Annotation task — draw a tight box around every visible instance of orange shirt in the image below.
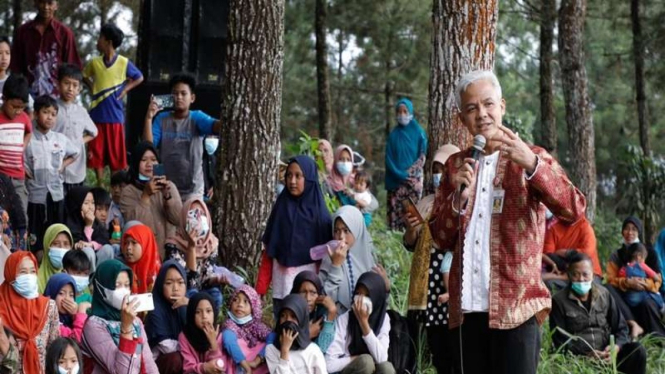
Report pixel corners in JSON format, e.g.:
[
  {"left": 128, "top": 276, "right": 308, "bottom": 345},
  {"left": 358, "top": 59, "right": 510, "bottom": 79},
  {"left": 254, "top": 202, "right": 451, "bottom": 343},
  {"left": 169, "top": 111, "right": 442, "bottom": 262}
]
[{"left": 543, "top": 217, "right": 602, "bottom": 276}]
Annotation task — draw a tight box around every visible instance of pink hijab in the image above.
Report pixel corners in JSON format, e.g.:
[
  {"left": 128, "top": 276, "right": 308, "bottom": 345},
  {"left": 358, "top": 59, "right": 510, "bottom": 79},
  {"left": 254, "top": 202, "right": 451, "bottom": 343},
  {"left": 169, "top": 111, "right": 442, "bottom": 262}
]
[
  {"left": 326, "top": 144, "right": 355, "bottom": 192},
  {"left": 166, "top": 198, "right": 219, "bottom": 259}
]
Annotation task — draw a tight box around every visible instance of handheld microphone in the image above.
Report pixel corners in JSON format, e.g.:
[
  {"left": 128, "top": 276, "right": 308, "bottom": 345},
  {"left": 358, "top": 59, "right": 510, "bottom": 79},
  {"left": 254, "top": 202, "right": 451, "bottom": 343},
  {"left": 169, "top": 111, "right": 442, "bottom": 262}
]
[{"left": 460, "top": 135, "right": 486, "bottom": 193}]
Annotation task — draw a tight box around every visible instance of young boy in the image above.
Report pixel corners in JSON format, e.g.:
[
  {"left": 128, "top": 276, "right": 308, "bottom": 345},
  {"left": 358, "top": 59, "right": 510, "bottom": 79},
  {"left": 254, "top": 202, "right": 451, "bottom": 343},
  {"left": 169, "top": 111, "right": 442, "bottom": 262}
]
[
  {"left": 54, "top": 64, "right": 98, "bottom": 193},
  {"left": 90, "top": 186, "right": 122, "bottom": 256},
  {"left": 0, "top": 74, "right": 33, "bottom": 222},
  {"left": 144, "top": 73, "right": 222, "bottom": 200},
  {"left": 0, "top": 36, "right": 35, "bottom": 114},
  {"left": 11, "top": 0, "right": 82, "bottom": 97},
  {"left": 25, "top": 95, "right": 79, "bottom": 254},
  {"left": 108, "top": 170, "right": 126, "bottom": 228},
  {"left": 83, "top": 23, "right": 144, "bottom": 185},
  {"left": 62, "top": 249, "right": 93, "bottom": 303}
]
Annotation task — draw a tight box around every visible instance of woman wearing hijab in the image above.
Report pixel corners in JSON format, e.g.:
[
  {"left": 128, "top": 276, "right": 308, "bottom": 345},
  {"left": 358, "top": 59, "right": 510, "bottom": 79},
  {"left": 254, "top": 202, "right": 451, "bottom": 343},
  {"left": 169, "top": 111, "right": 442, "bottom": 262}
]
[
  {"left": 121, "top": 224, "right": 162, "bottom": 294},
  {"left": 0, "top": 251, "right": 60, "bottom": 373},
  {"left": 606, "top": 216, "right": 665, "bottom": 338},
  {"left": 325, "top": 272, "right": 393, "bottom": 374},
  {"left": 256, "top": 155, "right": 333, "bottom": 316},
  {"left": 317, "top": 139, "right": 334, "bottom": 176},
  {"left": 37, "top": 224, "right": 74, "bottom": 293},
  {"left": 289, "top": 271, "right": 337, "bottom": 354},
  {"left": 120, "top": 141, "right": 182, "bottom": 257},
  {"left": 43, "top": 273, "right": 89, "bottom": 343},
  {"left": 166, "top": 198, "right": 223, "bottom": 310},
  {"left": 385, "top": 97, "right": 428, "bottom": 231},
  {"left": 319, "top": 205, "right": 379, "bottom": 315},
  {"left": 81, "top": 259, "right": 158, "bottom": 373},
  {"left": 654, "top": 228, "right": 665, "bottom": 294},
  {"left": 265, "top": 294, "right": 327, "bottom": 373},
  {"left": 403, "top": 144, "right": 459, "bottom": 374},
  {"left": 145, "top": 260, "right": 188, "bottom": 374},
  {"left": 324, "top": 145, "right": 379, "bottom": 215},
  {"left": 179, "top": 292, "right": 226, "bottom": 374}
]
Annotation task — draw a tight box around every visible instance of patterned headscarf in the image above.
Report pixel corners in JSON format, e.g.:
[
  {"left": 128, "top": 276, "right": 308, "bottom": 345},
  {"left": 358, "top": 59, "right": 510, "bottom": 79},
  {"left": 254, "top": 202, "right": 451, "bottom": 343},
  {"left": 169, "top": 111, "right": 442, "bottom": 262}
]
[
  {"left": 165, "top": 198, "right": 219, "bottom": 259},
  {"left": 222, "top": 285, "right": 272, "bottom": 348}
]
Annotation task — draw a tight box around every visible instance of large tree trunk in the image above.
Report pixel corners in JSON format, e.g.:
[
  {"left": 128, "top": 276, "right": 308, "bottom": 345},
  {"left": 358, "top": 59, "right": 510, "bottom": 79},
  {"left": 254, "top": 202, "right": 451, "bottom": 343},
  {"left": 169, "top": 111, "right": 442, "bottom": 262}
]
[
  {"left": 216, "top": 0, "right": 284, "bottom": 272},
  {"left": 539, "top": 0, "right": 557, "bottom": 154},
  {"left": 559, "top": 0, "right": 596, "bottom": 222},
  {"left": 631, "top": 0, "right": 650, "bottom": 156},
  {"left": 12, "top": 0, "right": 22, "bottom": 33},
  {"left": 315, "top": 0, "right": 333, "bottom": 140},
  {"left": 426, "top": 0, "right": 498, "bottom": 193}
]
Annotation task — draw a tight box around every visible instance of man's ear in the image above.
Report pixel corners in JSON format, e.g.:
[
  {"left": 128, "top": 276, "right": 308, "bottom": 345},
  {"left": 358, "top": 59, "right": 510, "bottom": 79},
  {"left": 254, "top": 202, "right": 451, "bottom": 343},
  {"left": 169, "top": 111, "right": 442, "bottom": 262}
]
[{"left": 191, "top": 93, "right": 196, "bottom": 104}]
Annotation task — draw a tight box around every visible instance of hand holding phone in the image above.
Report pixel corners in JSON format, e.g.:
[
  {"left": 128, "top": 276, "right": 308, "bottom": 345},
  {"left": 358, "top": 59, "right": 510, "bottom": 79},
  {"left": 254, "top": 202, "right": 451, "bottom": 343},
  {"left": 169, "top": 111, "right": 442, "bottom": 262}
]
[
  {"left": 153, "top": 94, "right": 175, "bottom": 111},
  {"left": 401, "top": 197, "right": 424, "bottom": 224},
  {"left": 130, "top": 293, "right": 155, "bottom": 313}
]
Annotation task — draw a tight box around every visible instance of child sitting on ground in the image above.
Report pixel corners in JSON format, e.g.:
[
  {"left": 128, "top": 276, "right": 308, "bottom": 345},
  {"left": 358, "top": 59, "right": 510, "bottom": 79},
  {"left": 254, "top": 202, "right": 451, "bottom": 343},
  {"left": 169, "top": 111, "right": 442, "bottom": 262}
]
[
  {"left": 62, "top": 249, "right": 93, "bottom": 303},
  {"left": 43, "top": 273, "right": 90, "bottom": 343},
  {"left": 619, "top": 243, "right": 664, "bottom": 308}
]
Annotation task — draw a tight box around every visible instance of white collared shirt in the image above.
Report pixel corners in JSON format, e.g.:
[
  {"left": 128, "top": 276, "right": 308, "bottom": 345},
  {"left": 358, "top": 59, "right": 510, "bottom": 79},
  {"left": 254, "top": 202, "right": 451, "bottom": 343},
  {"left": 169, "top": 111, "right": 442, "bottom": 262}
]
[{"left": 461, "top": 151, "right": 499, "bottom": 312}]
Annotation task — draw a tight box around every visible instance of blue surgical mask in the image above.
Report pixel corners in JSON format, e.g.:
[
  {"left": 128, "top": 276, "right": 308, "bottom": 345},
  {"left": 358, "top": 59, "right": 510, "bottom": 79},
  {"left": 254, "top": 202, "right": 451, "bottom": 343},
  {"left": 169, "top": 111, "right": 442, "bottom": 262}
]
[
  {"left": 545, "top": 209, "right": 554, "bottom": 220},
  {"left": 72, "top": 275, "right": 89, "bottom": 294},
  {"left": 58, "top": 363, "right": 79, "bottom": 374},
  {"left": 397, "top": 114, "right": 412, "bottom": 126},
  {"left": 336, "top": 161, "right": 353, "bottom": 176},
  {"left": 571, "top": 281, "right": 592, "bottom": 296},
  {"left": 433, "top": 173, "right": 442, "bottom": 188},
  {"left": 228, "top": 311, "right": 253, "bottom": 326},
  {"left": 275, "top": 183, "right": 285, "bottom": 195},
  {"left": 12, "top": 274, "right": 39, "bottom": 299},
  {"left": 138, "top": 174, "right": 151, "bottom": 182},
  {"left": 205, "top": 137, "right": 219, "bottom": 155},
  {"left": 48, "top": 247, "right": 68, "bottom": 269}
]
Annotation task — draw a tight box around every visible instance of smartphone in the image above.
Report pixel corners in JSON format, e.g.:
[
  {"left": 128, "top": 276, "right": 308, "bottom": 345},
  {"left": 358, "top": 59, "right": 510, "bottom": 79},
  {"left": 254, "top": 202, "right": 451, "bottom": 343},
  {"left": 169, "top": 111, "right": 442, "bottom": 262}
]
[
  {"left": 130, "top": 293, "right": 155, "bottom": 313},
  {"left": 401, "top": 197, "right": 424, "bottom": 224},
  {"left": 153, "top": 164, "right": 165, "bottom": 177},
  {"left": 153, "top": 94, "right": 174, "bottom": 110}
]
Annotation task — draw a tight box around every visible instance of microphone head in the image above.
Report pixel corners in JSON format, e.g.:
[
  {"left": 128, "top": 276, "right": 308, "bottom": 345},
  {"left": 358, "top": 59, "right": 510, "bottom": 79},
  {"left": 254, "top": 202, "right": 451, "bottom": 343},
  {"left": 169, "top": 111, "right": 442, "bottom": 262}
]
[{"left": 472, "top": 135, "right": 486, "bottom": 151}]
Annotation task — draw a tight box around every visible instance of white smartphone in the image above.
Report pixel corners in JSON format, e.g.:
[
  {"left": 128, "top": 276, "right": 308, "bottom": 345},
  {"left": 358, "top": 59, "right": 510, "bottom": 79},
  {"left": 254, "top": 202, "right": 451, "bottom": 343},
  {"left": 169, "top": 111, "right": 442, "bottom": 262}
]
[{"left": 130, "top": 293, "right": 155, "bottom": 313}]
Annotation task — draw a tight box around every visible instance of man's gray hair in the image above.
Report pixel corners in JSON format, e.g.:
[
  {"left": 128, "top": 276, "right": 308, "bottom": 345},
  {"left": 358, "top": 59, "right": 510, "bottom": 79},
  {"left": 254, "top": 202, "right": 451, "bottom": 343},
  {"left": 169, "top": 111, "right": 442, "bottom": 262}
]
[{"left": 455, "top": 70, "right": 502, "bottom": 110}]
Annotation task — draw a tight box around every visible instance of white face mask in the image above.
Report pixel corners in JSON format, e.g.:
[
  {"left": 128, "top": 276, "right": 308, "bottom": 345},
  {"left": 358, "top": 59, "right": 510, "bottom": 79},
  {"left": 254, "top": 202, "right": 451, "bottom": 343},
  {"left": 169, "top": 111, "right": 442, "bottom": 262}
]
[
  {"left": 432, "top": 173, "right": 442, "bottom": 188},
  {"left": 204, "top": 137, "right": 219, "bottom": 155},
  {"left": 12, "top": 274, "right": 39, "bottom": 299},
  {"left": 397, "top": 114, "right": 412, "bottom": 126},
  {"left": 58, "top": 363, "right": 80, "bottom": 374},
  {"left": 336, "top": 161, "right": 353, "bottom": 176},
  {"left": 97, "top": 280, "right": 131, "bottom": 310}
]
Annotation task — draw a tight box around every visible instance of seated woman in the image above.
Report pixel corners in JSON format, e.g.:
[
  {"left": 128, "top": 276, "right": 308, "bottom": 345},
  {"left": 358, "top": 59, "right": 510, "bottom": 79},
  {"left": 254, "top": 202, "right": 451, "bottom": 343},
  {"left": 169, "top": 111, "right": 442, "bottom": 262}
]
[
  {"left": 290, "top": 271, "right": 337, "bottom": 354},
  {"left": 121, "top": 224, "right": 162, "bottom": 294},
  {"left": 265, "top": 294, "right": 327, "bottom": 373},
  {"left": 120, "top": 141, "right": 183, "bottom": 257},
  {"left": 38, "top": 224, "right": 74, "bottom": 293},
  {"left": 179, "top": 292, "right": 226, "bottom": 374},
  {"left": 81, "top": 259, "right": 158, "bottom": 373},
  {"left": 44, "top": 273, "right": 89, "bottom": 343},
  {"left": 325, "top": 272, "right": 394, "bottom": 374},
  {"left": 222, "top": 285, "right": 272, "bottom": 374},
  {"left": 551, "top": 252, "right": 647, "bottom": 374},
  {"left": 145, "top": 260, "right": 188, "bottom": 374},
  {"left": 606, "top": 216, "right": 665, "bottom": 338},
  {"left": 166, "top": 198, "right": 224, "bottom": 311},
  {"left": 44, "top": 337, "right": 82, "bottom": 374},
  {"left": 0, "top": 251, "right": 60, "bottom": 373},
  {"left": 65, "top": 186, "right": 115, "bottom": 272}
]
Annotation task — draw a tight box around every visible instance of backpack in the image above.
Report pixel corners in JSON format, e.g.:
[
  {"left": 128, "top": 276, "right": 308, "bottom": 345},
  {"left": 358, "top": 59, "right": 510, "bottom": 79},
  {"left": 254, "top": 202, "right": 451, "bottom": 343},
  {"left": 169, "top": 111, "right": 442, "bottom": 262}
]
[{"left": 387, "top": 309, "right": 417, "bottom": 374}]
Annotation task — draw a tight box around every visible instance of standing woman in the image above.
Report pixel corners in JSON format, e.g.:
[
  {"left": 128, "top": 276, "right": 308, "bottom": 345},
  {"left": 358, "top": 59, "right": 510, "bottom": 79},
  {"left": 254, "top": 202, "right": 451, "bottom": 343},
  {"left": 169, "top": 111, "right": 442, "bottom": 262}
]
[
  {"left": 385, "top": 98, "right": 428, "bottom": 231},
  {"left": 0, "top": 251, "right": 60, "bottom": 373}
]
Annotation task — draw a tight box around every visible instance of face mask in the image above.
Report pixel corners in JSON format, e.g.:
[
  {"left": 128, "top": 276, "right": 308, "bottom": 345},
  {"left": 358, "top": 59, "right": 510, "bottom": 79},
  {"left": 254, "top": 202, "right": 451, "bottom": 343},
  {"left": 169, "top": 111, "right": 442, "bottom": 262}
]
[
  {"left": 12, "top": 274, "right": 39, "bottom": 299},
  {"left": 275, "top": 183, "right": 285, "bottom": 195},
  {"left": 72, "top": 275, "right": 89, "bottom": 294},
  {"left": 48, "top": 247, "right": 68, "bottom": 269},
  {"left": 138, "top": 174, "right": 151, "bottom": 182},
  {"left": 96, "top": 280, "right": 131, "bottom": 310},
  {"left": 336, "top": 161, "right": 353, "bottom": 176},
  {"left": 571, "top": 281, "right": 592, "bottom": 296},
  {"left": 58, "top": 363, "right": 80, "bottom": 374},
  {"left": 545, "top": 209, "right": 554, "bottom": 220},
  {"left": 279, "top": 321, "right": 301, "bottom": 350},
  {"left": 624, "top": 237, "right": 640, "bottom": 246},
  {"left": 228, "top": 311, "right": 253, "bottom": 325},
  {"left": 204, "top": 137, "right": 219, "bottom": 155},
  {"left": 354, "top": 295, "right": 373, "bottom": 315},
  {"left": 186, "top": 208, "right": 209, "bottom": 237},
  {"left": 433, "top": 173, "right": 442, "bottom": 188},
  {"left": 397, "top": 114, "right": 412, "bottom": 126}
]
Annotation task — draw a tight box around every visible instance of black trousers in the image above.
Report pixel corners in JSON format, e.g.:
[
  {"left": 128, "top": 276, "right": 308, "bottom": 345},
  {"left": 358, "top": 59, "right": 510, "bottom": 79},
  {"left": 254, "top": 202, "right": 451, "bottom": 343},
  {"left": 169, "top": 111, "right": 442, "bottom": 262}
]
[
  {"left": 616, "top": 342, "right": 647, "bottom": 374},
  {"left": 27, "top": 193, "right": 64, "bottom": 253},
  {"left": 450, "top": 313, "right": 540, "bottom": 374},
  {"left": 427, "top": 323, "right": 455, "bottom": 374}
]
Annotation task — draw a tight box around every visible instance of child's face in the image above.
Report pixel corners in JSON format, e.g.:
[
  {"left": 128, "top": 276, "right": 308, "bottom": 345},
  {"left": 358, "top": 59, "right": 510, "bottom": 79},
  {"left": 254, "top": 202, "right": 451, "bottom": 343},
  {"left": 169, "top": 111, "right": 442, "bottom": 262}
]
[
  {"left": 194, "top": 299, "right": 215, "bottom": 330},
  {"left": 139, "top": 150, "right": 158, "bottom": 177},
  {"left": 354, "top": 180, "right": 367, "bottom": 193},
  {"left": 162, "top": 268, "right": 186, "bottom": 304},
  {"left": 81, "top": 192, "right": 95, "bottom": 218},
  {"left": 95, "top": 205, "right": 109, "bottom": 223},
  {"left": 285, "top": 162, "right": 305, "bottom": 197},
  {"left": 50, "top": 232, "right": 72, "bottom": 250},
  {"left": 58, "top": 76, "right": 81, "bottom": 103},
  {"left": 35, "top": 0, "right": 58, "bottom": 20},
  {"left": 110, "top": 183, "right": 125, "bottom": 203},
  {"left": 36, "top": 106, "right": 57, "bottom": 131},
  {"left": 122, "top": 236, "right": 143, "bottom": 263},
  {"left": 2, "top": 99, "right": 26, "bottom": 120},
  {"left": 279, "top": 308, "right": 298, "bottom": 325},
  {"left": 171, "top": 82, "right": 195, "bottom": 112},
  {"left": 55, "top": 283, "right": 75, "bottom": 315},
  {"left": 95, "top": 35, "right": 111, "bottom": 54},
  {"left": 58, "top": 344, "right": 79, "bottom": 373},
  {"left": 0, "top": 42, "right": 10, "bottom": 73},
  {"left": 230, "top": 292, "right": 252, "bottom": 319},
  {"left": 634, "top": 253, "right": 646, "bottom": 263}
]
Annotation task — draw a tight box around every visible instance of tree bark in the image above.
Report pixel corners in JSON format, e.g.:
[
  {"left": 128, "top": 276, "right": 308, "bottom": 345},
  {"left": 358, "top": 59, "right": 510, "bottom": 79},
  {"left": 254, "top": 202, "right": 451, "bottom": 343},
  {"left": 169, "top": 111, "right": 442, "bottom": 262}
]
[
  {"left": 631, "top": 0, "right": 650, "bottom": 156},
  {"left": 559, "top": 0, "right": 597, "bottom": 222},
  {"left": 12, "top": 0, "right": 22, "bottom": 33},
  {"left": 315, "top": 0, "right": 333, "bottom": 140},
  {"left": 216, "top": 0, "right": 284, "bottom": 271},
  {"left": 426, "top": 0, "right": 498, "bottom": 192},
  {"left": 539, "top": 0, "right": 557, "bottom": 154}
]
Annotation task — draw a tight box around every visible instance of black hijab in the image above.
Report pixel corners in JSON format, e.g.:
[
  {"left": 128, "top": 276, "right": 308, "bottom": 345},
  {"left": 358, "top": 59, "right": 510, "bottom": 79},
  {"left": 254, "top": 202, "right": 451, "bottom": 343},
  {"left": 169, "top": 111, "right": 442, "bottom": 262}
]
[
  {"left": 65, "top": 186, "right": 109, "bottom": 244},
  {"left": 129, "top": 141, "right": 160, "bottom": 188},
  {"left": 183, "top": 291, "right": 218, "bottom": 354},
  {"left": 617, "top": 216, "right": 661, "bottom": 273},
  {"left": 274, "top": 294, "right": 311, "bottom": 351},
  {"left": 348, "top": 272, "right": 388, "bottom": 356},
  {"left": 290, "top": 270, "right": 327, "bottom": 321},
  {"left": 144, "top": 260, "right": 188, "bottom": 347}
]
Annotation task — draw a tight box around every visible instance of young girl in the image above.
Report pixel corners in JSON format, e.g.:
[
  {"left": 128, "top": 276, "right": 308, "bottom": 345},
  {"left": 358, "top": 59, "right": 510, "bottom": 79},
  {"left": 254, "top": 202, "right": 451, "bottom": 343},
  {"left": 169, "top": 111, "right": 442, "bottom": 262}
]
[
  {"left": 121, "top": 224, "right": 162, "bottom": 294},
  {"left": 222, "top": 285, "right": 272, "bottom": 374},
  {"left": 44, "top": 273, "right": 89, "bottom": 343},
  {"left": 179, "top": 292, "right": 226, "bottom": 374},
  {"left": 265, "top": 294, "right": 327, "bottom": 374},
  {"left": 65, "top": 186, "right": 114, "bottom": 272},
  {"left": 44, "top": 337, "right": 82, "bottom": 374},
  {"left": 38, "top": 224, "right": 74, "bottom": 293},
  {"left": 289, "top": 271, "right": 336, "bottom": 354}
]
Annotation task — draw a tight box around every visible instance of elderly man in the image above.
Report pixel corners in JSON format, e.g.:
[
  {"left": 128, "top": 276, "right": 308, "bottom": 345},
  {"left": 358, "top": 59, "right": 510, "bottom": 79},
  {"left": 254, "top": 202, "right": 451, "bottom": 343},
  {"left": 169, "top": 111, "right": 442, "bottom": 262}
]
[{"left": 429, "top": 70, "right": 586, "bottom": 374}]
